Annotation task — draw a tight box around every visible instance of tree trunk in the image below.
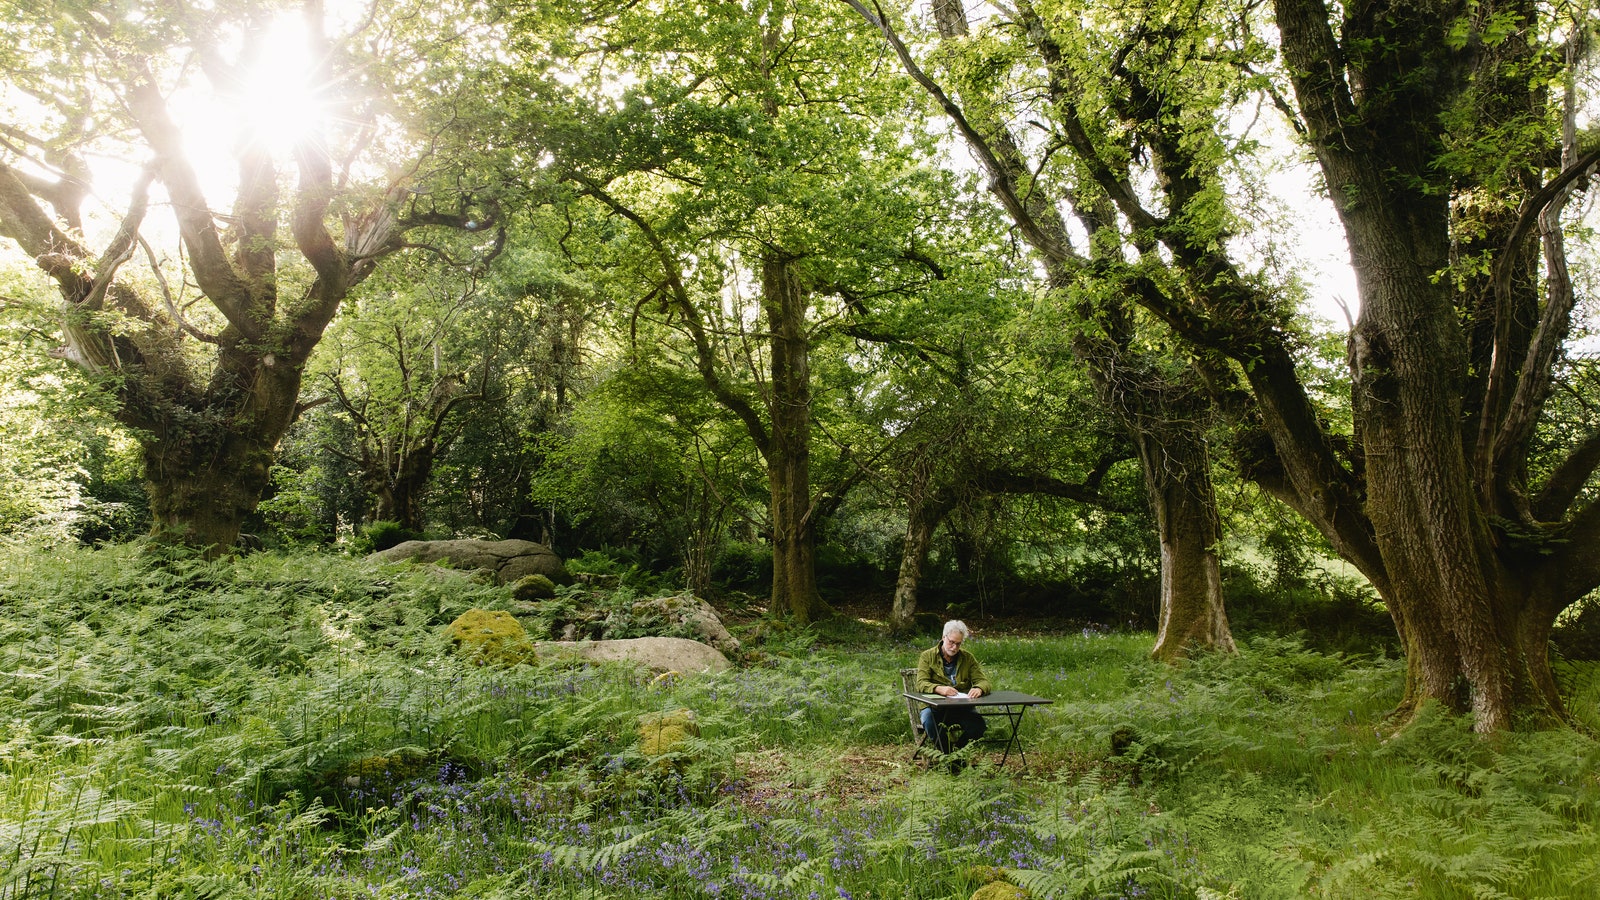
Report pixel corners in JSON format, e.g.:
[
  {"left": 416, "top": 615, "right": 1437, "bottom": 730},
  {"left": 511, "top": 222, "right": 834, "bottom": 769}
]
[
  {"left": 1354, "top": 279, "right": 1565, "bottom": 728},
  {"left": 1136, "top": 428, "right": 1234, "bottom": 661},
  {"left": 578, "top": 190, "right": 834, "bottom": 622},
  {"left": 0, "top": 9, "right": 433, "bottom": 555},
  {"left": 369, "top": 450, "right": 433, "bottom": 532},
  {"left": 890, "top": 493, "right": 954, "bottom": 632},
  {"left": 1070, "top": 293, "right": 1233, "bottom": 660},
  {"left": 684, "top": 529, "right": 716, "bottom": 599},
  {"left": 1261, "top": 0, "right": 1596, "bottom": 730},
  {"left": 683, "top": 482, "right": 724, "bottom": 599},
  {"left": 138, "top": 349, "right": 304, "bottom": 554},
  {"left": 763, "top": 254, "right": 829, "bottom": 623},
  {"left": 146, "top": 439, "right": 274, "bottom": 552}
]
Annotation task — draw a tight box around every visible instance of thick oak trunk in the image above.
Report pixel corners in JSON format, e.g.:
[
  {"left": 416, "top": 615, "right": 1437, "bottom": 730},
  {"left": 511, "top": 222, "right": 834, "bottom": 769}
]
[
  {"left": 1268, "top": 0, "right": 1584, "bottom": 729},
  {"left": 147, "top": 444, "right": 273, "bottom": 552},
  {"left": 140, "top": 351, "right": 304, "bottom": 554},
  {"left": 763, "top": 255, "right": 829, "bottom": 623},
  {"left": 1354, "top": 281, "right": 1567, "bottom": 729}
]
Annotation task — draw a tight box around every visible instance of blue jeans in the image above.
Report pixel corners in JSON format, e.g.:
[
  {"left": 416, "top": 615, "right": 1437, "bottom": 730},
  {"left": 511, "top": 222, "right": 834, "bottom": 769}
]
[{"left": 921, "top": 705, "right": 987, "bottom": 753}]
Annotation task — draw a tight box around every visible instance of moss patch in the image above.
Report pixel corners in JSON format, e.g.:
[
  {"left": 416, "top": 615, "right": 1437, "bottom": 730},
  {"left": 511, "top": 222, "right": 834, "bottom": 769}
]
[
  {"left": 312, "top": 748, "right": 439, "bottom": 813},
  {"left": 511, "top": 574, "right": 557, "bottom": 601}
]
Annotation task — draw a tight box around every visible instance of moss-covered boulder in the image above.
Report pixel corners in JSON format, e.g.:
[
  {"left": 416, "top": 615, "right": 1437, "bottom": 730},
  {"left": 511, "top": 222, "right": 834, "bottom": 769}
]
[
  {"left": 971, "top": 882, "right": 1031, "bottom": 900},
  {"left": 511, "top": 573, "right": 558, "bottom": 601},
  {"left": 638, "top": 708, "right": 699, "bottom": 757},
  {"left": 373, "top": 539, "right": 569, "bottom": 584},
  {"left": 310, "top": 748, "right": 480, "bottom": 819},
  {"left": 629, "top": 593, "right": 741, "bottom": 653},
  {"left": 445, "top": 609, "right": 537, "bottom": 666},
  {"left": 964, "top": 866, "right": 1030, "bottom": 900},
  {"left": 964, "top": 866, "right": 1010, "bottom": 886},
  {"left": 339, "top": 749, "right": 430, "bottom": 788}
]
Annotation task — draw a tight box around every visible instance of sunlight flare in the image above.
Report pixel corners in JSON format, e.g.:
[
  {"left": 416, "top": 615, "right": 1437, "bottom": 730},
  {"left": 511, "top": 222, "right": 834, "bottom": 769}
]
[{"left": 236, "top": 14, "right": 327, "bottom": 155}]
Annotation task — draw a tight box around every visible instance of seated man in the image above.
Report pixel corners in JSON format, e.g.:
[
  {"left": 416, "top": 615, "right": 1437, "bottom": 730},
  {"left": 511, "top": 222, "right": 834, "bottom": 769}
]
[{"left": 915, "top": 619, "right": 992, "bottom": 753}]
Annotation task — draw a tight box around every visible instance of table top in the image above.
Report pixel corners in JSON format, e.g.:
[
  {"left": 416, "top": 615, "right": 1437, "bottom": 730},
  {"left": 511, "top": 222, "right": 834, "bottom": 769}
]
[{"left": 901, "top": 690, "right": 1053, "bottom": 707}]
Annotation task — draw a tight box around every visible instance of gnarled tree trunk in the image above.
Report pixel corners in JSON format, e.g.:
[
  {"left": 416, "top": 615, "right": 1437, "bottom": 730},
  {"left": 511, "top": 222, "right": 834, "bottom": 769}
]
[{"left": 0, "top": 8, "right": 485, "bottom": 554}]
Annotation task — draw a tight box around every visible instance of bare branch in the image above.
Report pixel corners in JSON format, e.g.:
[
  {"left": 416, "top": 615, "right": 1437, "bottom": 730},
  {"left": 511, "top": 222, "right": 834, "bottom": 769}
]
[{"left": 120, "top": 59, "right": 263, "bottom": 338}]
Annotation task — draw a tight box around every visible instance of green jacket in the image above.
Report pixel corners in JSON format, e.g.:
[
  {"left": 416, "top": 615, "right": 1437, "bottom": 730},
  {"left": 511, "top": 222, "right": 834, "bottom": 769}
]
[{"left": 915, "top": 644, "right": 994, "bottom": 695}]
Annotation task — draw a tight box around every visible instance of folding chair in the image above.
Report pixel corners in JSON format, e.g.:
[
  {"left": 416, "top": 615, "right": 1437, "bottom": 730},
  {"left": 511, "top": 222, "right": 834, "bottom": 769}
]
[{"left": 900, "top": 667, "right": 931, "bottom": 763}]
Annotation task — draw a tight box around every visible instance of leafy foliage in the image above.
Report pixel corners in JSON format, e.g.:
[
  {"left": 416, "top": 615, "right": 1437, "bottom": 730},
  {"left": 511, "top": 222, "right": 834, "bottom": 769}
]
[{"left": 0, "top": 280, "right": 146, "bottom": 544}]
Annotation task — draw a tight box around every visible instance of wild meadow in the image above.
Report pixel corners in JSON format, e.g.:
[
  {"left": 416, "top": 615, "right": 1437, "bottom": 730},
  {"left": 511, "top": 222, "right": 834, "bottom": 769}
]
[{"left": 2, "top": 543, "right": 1598, "bottom": 899}]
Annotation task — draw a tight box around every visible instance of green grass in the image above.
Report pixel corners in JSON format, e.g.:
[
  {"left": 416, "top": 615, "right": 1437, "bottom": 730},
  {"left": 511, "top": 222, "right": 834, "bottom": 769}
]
[{"left": 1, "top": 544, "right": 1597, "bottom": 898}]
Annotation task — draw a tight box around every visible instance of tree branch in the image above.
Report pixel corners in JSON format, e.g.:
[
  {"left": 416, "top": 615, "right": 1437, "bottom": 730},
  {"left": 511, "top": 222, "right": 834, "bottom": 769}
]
[
  {"left": 578, "top": 175, "right": 773, "bottom": 457},
  {"left": 120, "top": 58, "right": 262, "bottom": 338},
  {"left": 840, "top": 0, "right": 1079, "bottom": 267},
  {"left": 1483, "top": 142, "right": 1600, "bottom": 514},
  {"left": 1543, "top": 495, "right": 1600, "bottom": 608},
  {"left": 971, "top": 467, "right": 1126, "bottom": 510},
  {"left": 1532, "top": 428, "right": 1600, "bottom": 521}
]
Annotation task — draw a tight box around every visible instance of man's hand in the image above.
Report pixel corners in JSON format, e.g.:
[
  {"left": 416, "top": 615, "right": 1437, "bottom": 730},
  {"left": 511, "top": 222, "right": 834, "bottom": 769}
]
[
  {"left": 967, "top": 688, "right": 984, "bottom": 699},
  {"left": 936, "top": 686, "right": 959, "bottom": 697}
]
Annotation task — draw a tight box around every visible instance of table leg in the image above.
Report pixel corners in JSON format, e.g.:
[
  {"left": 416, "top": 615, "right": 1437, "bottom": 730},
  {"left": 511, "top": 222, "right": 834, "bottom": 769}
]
[{"left": 995, "top": 706, "right": 1029, "bottom": 771}]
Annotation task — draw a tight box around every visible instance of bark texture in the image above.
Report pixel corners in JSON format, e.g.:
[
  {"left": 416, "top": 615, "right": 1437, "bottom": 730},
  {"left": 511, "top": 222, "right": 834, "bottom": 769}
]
[
  {"left": 890, "top": 491, "right": 955, "bottom": 632},
  {"left": 1255, "top": 0, "right": 1598, "bottom": 729},
  {"left": 762, "top": 254, "right": 828, "bottom": 623},
  {"left": 1137, "top": 426, "right": 1234, "bottom": 662}
]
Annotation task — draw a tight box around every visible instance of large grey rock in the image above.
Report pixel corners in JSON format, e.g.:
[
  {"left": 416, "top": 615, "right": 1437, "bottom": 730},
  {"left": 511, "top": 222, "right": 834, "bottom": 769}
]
[
  {"left": 629, "top": 593, "right": 741, "bottom": 654},
  {"left": 536, "top": 637, "right": 731, "bottom": 674},
  {"left": 371, "top": 539, "right": 568, "bottom": 584}
]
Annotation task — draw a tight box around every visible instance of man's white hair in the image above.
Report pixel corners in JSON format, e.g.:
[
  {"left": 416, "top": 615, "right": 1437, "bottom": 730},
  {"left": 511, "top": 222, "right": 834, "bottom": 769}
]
[{"left": 943, "top": 619, "right": 971, "bottom": 641}]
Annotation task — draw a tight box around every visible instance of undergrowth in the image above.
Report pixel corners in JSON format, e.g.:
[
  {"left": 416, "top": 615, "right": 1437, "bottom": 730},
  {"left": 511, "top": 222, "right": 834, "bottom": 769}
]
[{"left": 1, "top": 544, "right": 1597, "bottom": 898}]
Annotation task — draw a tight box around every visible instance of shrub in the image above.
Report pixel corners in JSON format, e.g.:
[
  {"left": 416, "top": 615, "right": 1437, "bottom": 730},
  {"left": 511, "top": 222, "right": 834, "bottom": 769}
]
[
  {"left": 1553, "top": 593, "right": 1600, "bottom": 661},
  {"left": 1221, "top": 561, "right": 1396, "bottom": 654},
  {"left": 352, "top": 520, "right": 421, "bottom": 554},
  {"left": 711, "top": 541, "right": 772, "bottom": 590}
]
